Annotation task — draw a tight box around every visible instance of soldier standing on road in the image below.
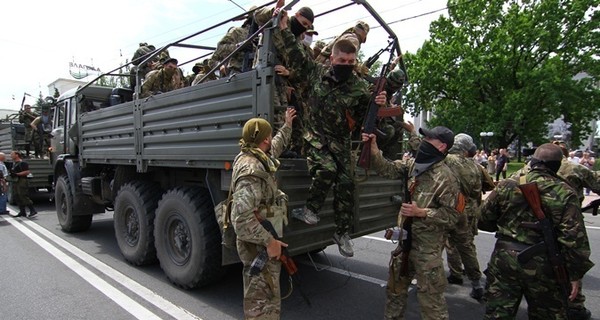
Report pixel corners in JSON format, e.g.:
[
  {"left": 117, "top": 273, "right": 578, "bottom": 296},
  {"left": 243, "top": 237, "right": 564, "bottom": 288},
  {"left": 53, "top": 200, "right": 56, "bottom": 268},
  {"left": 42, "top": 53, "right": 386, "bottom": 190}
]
[
  {"left": 19, "top": 104, "right": 37, "bottom": 158},
  {"left": 274, "top": 11, "right": 387, "bottom": 257},
  {"left": 443, "top": 134, "right": 485, "bottom": 299},
  {"left": 514, "top": 141, "right": 600, "bottom": 320},
  {"left": 231, "top": 109, "right": 296, "bottom": 320},
  {"left": 362, "top": 126, "right": 464, "bottom": 320},
  {"left": 479, "top": 143, "right": 594, "bottom": 319},
  {"left": 9, "top": 151, "right": 37, "bottom": 218}
]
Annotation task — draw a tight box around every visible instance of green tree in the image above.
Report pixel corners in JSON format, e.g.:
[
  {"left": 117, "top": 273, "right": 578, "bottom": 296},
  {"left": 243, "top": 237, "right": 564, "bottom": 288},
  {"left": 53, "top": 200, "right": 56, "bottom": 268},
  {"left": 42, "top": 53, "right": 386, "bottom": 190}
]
[{"left": 404, "top": 0, "right": 600, "bottom": 149}]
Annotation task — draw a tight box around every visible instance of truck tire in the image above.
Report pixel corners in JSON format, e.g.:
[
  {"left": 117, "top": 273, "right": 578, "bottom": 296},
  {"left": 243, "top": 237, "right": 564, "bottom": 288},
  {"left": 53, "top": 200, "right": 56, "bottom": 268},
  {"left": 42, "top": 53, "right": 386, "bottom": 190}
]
[
  {"left": 114, "top": 181, "right": 161, "bottom": 266},
  {"left": 154, "top": 186, "right": 223, "bottom": 289},
  {"left": 55, "top": 175, "right": 93, "bottom": 232}
]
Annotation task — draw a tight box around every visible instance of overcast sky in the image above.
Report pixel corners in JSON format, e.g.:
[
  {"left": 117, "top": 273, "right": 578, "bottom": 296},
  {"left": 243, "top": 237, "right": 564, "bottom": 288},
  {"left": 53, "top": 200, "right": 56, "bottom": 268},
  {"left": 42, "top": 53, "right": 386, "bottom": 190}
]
[{"left": 0, "top": 0, "right": 447, "bottom": 110}]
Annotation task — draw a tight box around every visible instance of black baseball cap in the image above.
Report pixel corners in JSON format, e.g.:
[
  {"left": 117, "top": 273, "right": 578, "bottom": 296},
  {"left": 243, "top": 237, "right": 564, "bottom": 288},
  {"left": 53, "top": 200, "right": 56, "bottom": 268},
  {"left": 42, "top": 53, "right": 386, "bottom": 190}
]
[{"left": 419, "top": 126, "right": 455, "bottom": 149}]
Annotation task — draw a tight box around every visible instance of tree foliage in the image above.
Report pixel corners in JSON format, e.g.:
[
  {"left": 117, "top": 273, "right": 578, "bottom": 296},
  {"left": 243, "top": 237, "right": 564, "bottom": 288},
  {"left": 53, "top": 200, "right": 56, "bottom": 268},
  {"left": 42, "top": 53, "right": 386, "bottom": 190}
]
[{"left": 404, "top": 0, "right": 600, "bottom": 149}]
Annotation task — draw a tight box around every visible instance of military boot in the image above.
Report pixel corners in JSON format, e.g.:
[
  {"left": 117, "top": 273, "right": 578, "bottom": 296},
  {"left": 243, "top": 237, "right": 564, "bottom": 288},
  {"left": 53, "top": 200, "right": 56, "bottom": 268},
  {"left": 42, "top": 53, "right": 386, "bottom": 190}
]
[
  {"left": 28, "top": 205, "right": 37, "bottom": 217},
  {"left": 17, "top": 206, "right": 27, "bottom": 217}
]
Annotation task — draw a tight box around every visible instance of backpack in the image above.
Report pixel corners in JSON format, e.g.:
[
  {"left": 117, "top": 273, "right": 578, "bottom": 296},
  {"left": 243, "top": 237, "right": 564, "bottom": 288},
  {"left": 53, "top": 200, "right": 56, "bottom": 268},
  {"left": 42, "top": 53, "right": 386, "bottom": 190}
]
[{"left": 215, "top": 169, "right": 288, "bottom": 249}]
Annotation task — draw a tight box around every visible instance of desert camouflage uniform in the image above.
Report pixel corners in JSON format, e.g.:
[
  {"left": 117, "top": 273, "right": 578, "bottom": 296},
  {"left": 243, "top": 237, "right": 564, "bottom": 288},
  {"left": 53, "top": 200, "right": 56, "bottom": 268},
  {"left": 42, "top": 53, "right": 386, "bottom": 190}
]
[
  {"left": 231, "top": 124, "right": 291, "bottom": 320},
  {"left": 444, "top": 153, "right": 483, "bottom": 284},
  {"left": 140, "top": 69, "right": 178, "bottom": 98},
  {"left": 370, "top": 150, "right": 461, "bottom": 320},
  {"left": 276, "top": 27, "right": 372, "bottom": 235},
  {"left": 479, "top": 169, "right": 594, "bottom": 319}
]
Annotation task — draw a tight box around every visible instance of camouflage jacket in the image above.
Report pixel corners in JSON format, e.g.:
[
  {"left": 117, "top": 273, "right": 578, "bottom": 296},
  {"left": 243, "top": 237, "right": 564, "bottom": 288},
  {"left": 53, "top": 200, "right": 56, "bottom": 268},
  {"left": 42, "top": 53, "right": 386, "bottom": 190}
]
[
  {"left": 275, "top": 27, "right": 371, "bottom": 153},
  {"left": 230, "top": 124, "right": 291, "bottom": 261},
  {"left": 445, "top": 153, "right": 482, "bottom": 217},
  {"left": 479, "top": 168, "right": 593, "bottom": 281},
  {"left": 212, "top": 26, "right": 249, "bottom": 74},
  {"left": 558, "top": 158, "right": 600, "bottom": 203},
  {"left": 371, "top": 150, "right": 461, "bottom": 232},
  {"left": 512, "top": 157, "right": 600, "bottom": 204},
  {"left": 140, "top": 69, "right": 178, "bottom": 98}
]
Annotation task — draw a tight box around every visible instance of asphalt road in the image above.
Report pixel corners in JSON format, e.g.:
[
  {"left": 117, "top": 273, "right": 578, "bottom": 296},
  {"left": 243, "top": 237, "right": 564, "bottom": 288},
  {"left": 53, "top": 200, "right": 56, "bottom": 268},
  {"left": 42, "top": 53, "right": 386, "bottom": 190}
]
[{"left": 0, "top": 193, "right": 599, "bottom": 319}]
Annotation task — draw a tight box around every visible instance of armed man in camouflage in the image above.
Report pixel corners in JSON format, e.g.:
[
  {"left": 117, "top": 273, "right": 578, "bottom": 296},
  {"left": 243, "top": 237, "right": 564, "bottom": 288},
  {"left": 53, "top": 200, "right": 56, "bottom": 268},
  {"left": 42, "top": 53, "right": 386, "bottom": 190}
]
[
  {"left": 479, "top": 143, "right": 594, "bottom": 319},
  {"left": 140, "top": 58, "right": 180, "bottom": 98},
  {"left": 129, "top": 43, "right": 158, "bottom": 90},
  {"left": 19, "top": 104, "right": 38, "bottom": 158},
  {"left": 211, "top": 6, "right": 260, "bottom": 77},
  {"left": 231, "top": 108, "right": 296, "bottom": 320},
  {"left": 363, "top": 126, "right": 464, "bottom": 320},
  {"left": 275, "top": 11, "right": 387, "bottom": 257},
  {"left": 513, "top": 141, "right": 600, "bottom": 320},
  {"left": 443, "top": 134, "right": 485, "bottom": 300}
]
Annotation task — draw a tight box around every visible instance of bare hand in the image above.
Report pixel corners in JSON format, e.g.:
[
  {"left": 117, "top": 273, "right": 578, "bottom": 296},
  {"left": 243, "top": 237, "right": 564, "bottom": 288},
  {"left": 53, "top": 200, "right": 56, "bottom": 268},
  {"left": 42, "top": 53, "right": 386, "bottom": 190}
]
[
  {"left": 375, "top": 91, "right": 387, "bottom": 106},
  {"left": 569, "top": 280, "right": 580, "bottom": 301},
  {"left": 275, "top": 9, "right": 288, "bottom": 30},
  {"left": 266, "top": 238, "right": 288, "bottom": 260},
  {"left": 276, "top": 0, "right": 285, "bottom": 9},
  {"left": 284, "top": 107, "right": 297, "bottom": 127},
  {"left": 274, "top": 65, "right": 290, "bottom": 77},
  {"left": 361, "top": 133, "right": 379, "bottom": 154},
  {"left": 400, "top": 201, "right": 426, "bottom": 218}
]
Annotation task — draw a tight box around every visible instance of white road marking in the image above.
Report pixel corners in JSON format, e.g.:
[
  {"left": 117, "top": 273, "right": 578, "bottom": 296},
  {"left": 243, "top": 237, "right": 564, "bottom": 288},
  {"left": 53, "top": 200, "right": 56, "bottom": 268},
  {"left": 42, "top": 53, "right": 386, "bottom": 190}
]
[
  {"left": 4, "top": 217, "right": 162, "bottom": 320},
  {"left": 18, "top": 217, "right": 201, "bottom": 320}
]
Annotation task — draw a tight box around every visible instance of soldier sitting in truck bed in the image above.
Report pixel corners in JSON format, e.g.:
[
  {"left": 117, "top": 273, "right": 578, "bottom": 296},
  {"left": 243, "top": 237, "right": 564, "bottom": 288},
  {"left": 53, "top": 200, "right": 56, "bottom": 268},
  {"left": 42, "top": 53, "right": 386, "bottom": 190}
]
[{"left": 140, "top": 58, "right": 180, "bottom": 98}]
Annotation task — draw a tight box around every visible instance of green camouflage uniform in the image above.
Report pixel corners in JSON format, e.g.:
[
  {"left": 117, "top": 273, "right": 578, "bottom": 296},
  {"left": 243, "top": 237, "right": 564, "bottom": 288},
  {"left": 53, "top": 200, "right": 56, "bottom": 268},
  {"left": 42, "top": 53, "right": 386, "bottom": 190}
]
[
  {"left": 558, "top": 158, "right": 600, "bottom": 203},
  {"left": 19, "top": 110, "right": 37, "bottom": 146},
  {"left": 275, "top": 27, "right": 371, "bottom": 235},
  {"left": 316, "top": 28, "right": 362, "bottom": 65},
  {"left": 516, "top": 157, "right": 600, "bottom": 315},
  {"left": 479, "top": 169, "right": 594, "bottom": 319},
  {"left": 231, "top": 124, "right": 291, "bottom": 320},
  {"left": 371, "top": 150, "right": 461, "bottom": 320},
  {"left": 444, "top": 153, "right": 483, "bottom": 283},
  {"left": 211, "top": 26, "right": 249, "bottom": 75},
  {"left": 140, "top": 69, "right": 178, "bottom": 98}
]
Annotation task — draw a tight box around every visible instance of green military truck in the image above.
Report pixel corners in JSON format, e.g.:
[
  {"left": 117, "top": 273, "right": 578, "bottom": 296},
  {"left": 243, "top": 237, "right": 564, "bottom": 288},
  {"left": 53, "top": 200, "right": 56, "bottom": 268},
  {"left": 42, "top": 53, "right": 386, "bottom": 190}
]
[
  {"left": 0, "top": 118, "right": 54, "bottom": 204},
  {"left": 49, "top": 0, "right": 405, "bottom": 289}
]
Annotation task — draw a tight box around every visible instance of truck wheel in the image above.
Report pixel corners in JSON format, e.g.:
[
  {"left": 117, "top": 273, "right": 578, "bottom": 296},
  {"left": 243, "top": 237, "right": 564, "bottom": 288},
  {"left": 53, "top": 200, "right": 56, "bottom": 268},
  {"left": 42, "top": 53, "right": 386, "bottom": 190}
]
[
  {"left": 55, "top": 175, "right": 93, "bottom": 232},
  {"left": 114, "top": 181, "right": 161, "bottom": 265},
  {"left": 7, "top": 181, "right": 16, "bottom": 205},
  {"left": 154, "top": 186, "right": 223, "bottom": 289}
]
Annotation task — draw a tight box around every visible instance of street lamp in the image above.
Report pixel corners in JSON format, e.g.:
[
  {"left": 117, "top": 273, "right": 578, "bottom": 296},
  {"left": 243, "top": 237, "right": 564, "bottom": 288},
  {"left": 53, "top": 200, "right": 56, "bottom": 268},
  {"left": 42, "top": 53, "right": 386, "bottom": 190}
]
[{"left": 480, "top": 132, "right": 494, "bottom": 153}]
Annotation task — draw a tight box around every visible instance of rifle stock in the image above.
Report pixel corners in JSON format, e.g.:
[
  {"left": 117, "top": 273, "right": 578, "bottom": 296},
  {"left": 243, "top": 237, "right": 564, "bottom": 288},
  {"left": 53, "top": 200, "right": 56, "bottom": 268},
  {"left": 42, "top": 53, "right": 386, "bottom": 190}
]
[
  {"left": 256, "top": 218, "right": 311, "bottom": 306},
  {"left": 357, "top": 72, "right": 388, "bottom": 170},
  {"left": 518, "top": 182, "right": 571, "bottom": 307}
]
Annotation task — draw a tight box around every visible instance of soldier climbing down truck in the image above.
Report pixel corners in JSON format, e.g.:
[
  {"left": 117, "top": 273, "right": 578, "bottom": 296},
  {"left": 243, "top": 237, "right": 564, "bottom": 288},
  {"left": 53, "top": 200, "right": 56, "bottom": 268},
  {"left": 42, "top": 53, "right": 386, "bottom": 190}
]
[{"left": 48, "top": 0, "right": 406, "bottom": 293}]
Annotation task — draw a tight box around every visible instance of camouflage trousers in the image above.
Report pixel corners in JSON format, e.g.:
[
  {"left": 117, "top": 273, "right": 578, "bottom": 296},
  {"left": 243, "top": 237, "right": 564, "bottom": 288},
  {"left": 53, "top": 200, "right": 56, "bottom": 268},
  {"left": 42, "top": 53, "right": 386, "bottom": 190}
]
[
  {"left": 305, "top": 145, "right": 354, "bottom": 235},
  {"left": 484, "top": 245, "right": 569, "bottom": 319},
  {"left": 445, "top": 213, "right": 482, "bottom": 281},
  {"left": 385, "top": 239, "right": 449, "bottom": 320},
  {"left": 241, "top": 255, "right": 282, "bottom": 320}
]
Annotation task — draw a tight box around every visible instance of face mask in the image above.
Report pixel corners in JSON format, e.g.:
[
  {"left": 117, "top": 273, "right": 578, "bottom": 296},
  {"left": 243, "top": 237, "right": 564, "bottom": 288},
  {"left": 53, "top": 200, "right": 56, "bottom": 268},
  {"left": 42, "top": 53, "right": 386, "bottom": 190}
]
[
  {"left": 290, "top": 16, "right": 307, "bottom": 37},
  {"left": 411, "top": 140, "right": 446, "bottom": 177},
  {"left": 303, "top": 34, "right": 313, "bottom": 46},
  {"left": 332, "top": 64, "right": 354, "bottom": 82}
]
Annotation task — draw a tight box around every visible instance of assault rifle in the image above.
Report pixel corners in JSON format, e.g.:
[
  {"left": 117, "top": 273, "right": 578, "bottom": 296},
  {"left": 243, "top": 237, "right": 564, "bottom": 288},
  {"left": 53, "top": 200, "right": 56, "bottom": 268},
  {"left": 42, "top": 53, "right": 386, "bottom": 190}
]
[
  {"left": 517, "top": 182, "right": 571, "bottom": 310},
  {"left": 249, "top": 215, "right": 311, "bottom": 306},
  {"left": 391, "top": 169, "right": 413, "bottom": 276},
  {"left": 581, "top": 198, "right": 600, "bottom": 216},
  {"left": 357, "top": 41, "right": 396, "bottom": 170}
]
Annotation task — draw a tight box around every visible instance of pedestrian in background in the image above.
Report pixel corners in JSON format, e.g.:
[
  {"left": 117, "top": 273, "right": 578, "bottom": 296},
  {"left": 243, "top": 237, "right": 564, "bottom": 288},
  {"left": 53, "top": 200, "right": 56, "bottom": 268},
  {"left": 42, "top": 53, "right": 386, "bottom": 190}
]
[{"left": 9, "top": 151, "right": 37, "bottom": 217}]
